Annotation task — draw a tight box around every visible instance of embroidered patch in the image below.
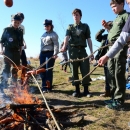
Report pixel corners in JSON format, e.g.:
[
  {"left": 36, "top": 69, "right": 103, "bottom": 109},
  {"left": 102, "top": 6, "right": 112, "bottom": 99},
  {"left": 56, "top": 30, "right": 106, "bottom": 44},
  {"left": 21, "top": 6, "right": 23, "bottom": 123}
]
[{"left": 9, "top": 37, "right": 13, "bottom": 42}]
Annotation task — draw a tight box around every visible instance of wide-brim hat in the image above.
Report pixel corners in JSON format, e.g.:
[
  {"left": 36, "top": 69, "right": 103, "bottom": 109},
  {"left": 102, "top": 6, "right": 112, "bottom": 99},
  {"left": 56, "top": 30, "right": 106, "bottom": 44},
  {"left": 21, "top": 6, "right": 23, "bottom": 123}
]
[{"left": 43, "top": 19, "right": 52, "bottom": 26}]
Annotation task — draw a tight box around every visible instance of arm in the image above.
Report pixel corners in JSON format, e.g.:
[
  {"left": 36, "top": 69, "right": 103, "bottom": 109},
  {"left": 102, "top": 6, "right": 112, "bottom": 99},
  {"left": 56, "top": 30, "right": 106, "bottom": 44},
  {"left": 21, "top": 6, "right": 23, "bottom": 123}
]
[
  {"left": 102, "top": 20, "right": 111, "bottom": 31},
  {"left": 87, "top": 38, "right": 93, "bottom": 54},
  {"left": 95, "top": 29, "right": 105, "bottom": 42},
  {"left": 98, "top": 32, "right": 130, "bottom": 65},
  {"left": 52, "top": 33, "right": 59, "bottom": 57},
  {"left": 0, "top": 43, "right": 4, "bottom": 54},
  {"left": 60, "top": 36, "right": 70, "bottom": 52},
  {"left": 23, "top": 38, "right": 27, "bottom": 49},
  {"left": 106, "top": 32, "right": 130, "bottom": 58}
]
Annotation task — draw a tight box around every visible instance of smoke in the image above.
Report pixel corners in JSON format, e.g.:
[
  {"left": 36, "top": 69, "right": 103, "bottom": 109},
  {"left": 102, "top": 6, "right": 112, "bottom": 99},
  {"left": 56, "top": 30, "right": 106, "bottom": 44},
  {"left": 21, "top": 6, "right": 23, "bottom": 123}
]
[{"left": 0, "top": 56, "right": 5, "bottom": 74}]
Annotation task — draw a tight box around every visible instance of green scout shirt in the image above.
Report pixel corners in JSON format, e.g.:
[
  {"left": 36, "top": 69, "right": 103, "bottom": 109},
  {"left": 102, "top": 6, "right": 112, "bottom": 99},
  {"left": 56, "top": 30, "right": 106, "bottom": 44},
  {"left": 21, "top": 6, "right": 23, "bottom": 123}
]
[
  {"left": 66, "top": 22, "right": 91, "bottom": 47},
  {"left": 108, "top": 10, "right": 129, "bottom": 43},
  {"left": 0, "top": 27, "right": 23, "bottom": 50}
]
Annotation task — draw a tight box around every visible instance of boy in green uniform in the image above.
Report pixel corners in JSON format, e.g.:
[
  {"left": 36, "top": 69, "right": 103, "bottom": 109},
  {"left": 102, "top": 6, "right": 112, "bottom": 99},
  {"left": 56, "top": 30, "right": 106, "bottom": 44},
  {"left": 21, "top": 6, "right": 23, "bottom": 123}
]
[
  {"left": 0, "top": 14, "right": 23, "bottom": 90},
  {"left": 102, "top": 0, "right": 129, "bottom": 109},
  {"left": 61, "top": 8, "right": 94, "bottom": 97}
]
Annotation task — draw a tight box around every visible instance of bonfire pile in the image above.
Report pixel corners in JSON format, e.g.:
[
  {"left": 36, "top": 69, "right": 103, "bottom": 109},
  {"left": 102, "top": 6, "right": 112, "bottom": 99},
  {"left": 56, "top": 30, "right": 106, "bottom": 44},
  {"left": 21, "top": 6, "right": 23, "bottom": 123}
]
[{"left": 0, "top": 67, "right": 84, "bottom": 130}]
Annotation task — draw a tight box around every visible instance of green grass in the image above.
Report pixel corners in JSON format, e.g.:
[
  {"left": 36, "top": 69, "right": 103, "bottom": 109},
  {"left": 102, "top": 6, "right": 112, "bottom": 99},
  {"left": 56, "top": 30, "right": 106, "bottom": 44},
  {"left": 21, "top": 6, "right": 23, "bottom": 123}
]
[{"left": 29, "top": 58, "right": 130, "bottom": 130}]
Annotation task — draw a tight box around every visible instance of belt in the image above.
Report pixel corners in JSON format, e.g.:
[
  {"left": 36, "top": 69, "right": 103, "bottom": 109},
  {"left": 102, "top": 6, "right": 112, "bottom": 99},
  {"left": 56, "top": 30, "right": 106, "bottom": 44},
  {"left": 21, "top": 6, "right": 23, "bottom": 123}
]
[
  {"left": 73, "top": 46, "right": 85, "bottom": 49},
  {"left": 41, "top": 50, "right": 54, "bottom": 53}
]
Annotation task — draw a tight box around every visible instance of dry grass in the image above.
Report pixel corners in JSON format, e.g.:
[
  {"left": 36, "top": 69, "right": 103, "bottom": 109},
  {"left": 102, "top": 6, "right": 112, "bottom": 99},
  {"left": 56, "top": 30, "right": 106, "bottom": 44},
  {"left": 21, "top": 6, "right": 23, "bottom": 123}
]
[{"left": 29, "top": 58, "right": 130, "bottom": 130}]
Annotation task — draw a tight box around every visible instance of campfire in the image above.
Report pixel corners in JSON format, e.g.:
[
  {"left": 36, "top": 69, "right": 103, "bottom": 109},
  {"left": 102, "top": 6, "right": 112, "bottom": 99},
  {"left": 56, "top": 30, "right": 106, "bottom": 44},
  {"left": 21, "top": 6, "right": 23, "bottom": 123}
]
[{"left": 0, "top": 66, "right": 86, "bottom": 130}]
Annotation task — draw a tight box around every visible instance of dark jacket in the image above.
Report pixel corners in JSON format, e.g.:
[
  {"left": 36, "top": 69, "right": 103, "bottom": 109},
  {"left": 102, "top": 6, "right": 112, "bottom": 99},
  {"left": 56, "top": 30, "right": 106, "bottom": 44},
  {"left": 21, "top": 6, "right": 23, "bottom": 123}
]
[
  {"left": 0, "top": 27, "right": 23, "bottom": 50},
  {"left": 95, "top": 29, "right": 108, "bottom": 60}
]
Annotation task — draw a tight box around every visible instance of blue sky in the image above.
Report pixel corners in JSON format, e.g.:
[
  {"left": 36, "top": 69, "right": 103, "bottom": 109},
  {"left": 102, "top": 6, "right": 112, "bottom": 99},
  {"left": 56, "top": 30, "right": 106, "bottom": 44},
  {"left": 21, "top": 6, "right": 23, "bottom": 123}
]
[{"left": 0, "top": 0, "right": 130, "bottom": 58}]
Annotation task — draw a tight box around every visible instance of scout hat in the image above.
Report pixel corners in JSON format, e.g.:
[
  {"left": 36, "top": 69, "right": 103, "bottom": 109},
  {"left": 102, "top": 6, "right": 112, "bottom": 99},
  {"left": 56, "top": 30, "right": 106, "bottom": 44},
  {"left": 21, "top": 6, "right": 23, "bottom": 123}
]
[
  {"left": 43, "top": 19, "right": 52, "bottom": 26},
  {"left": 17, "top": 12, "right": 24, "bottom": 19},
  {"left": 11, "top": 14, "right": 21, "bottom": 21}
]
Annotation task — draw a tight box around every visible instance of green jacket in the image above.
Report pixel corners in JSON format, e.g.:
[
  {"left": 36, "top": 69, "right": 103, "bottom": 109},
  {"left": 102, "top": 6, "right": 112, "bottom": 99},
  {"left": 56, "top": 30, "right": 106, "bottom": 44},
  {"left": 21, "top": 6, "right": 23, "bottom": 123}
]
[
  {"left": 66, "top": 22, "right": 91, "bottom": 47},
  {"left": 108, "top": 10, "right": 129, "bottom": 43},
  {"left": 0, "top": 27, "right": 23, "bottom": 50}
]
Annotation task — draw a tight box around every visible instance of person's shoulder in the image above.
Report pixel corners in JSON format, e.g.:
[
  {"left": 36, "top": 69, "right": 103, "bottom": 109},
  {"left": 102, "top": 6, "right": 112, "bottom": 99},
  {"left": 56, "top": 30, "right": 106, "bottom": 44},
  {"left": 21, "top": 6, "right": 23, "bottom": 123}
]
[
  {"left": 82, "top": 23, "right": 89, "bottom": 28},
  {"left": 19, "top": 24, "right": 25, "bottom": 29},
  {"left": 4, "top": 27, "right": 12, "bottom": 31},
  {"left": 52, "top": 31, "right": 58, "bottom": 36}
]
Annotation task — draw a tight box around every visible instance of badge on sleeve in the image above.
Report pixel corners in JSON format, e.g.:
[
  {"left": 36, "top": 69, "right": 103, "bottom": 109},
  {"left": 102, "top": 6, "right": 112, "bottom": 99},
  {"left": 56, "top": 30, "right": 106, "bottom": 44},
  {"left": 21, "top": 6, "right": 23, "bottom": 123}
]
[{"left": 9, "top": 37, "right": 13, "bottom": 42}]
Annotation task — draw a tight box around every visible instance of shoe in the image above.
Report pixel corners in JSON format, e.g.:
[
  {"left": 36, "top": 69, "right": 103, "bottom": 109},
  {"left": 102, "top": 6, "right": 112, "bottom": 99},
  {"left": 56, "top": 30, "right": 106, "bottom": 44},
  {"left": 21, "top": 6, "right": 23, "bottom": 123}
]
[
  {"left": 93, "top": 62, "right": 98, "bottom": 67},
  {"left": 60, "top": 60, "right": 66, "bottom": 65},
  {"left": 83, "top": 92, "right": 92, "bottom": 98},
  {"left": 100, "top": 90, "right": 111, "bottom": 97},
  {"left": 72, "top": 92, "right": 81, "bottom": 97},
  {"left": 104, "top": 99, "right": 113, "bottom": 104},
  {"left": 68, "top": 77, "right": 73, "bottom": 83},
  {"left": 64, "top": 70, "right": 67, "bottom": 73},
  {"left": 106, "top": 100, "right": 123, "bottom": 110}
]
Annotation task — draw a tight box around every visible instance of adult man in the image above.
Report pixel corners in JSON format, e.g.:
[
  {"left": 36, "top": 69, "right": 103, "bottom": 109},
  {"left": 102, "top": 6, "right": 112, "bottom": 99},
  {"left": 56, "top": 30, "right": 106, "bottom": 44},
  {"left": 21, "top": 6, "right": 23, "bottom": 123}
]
[
  {"left": 0, "top": 14, "right": 23, "bottom": 90},
  {"left": 61, "top": 8, "right": 94, "bottom": 97},
  {"left": 101, "top": 0, "right": 129, "bottom": 109}
]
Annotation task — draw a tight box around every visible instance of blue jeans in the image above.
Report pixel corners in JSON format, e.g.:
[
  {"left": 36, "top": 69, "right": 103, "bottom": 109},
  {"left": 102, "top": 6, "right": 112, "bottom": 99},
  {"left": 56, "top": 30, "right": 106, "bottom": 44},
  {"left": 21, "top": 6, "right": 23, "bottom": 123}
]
[
  {"left": 39, "top": 51, "right": 55, "bottom": 90},
  {"left": 126, "top": 59, "right": 130, "bottom": 72},
  {"left": 104, "top": 62, "right": 110, "bottom": 91}
]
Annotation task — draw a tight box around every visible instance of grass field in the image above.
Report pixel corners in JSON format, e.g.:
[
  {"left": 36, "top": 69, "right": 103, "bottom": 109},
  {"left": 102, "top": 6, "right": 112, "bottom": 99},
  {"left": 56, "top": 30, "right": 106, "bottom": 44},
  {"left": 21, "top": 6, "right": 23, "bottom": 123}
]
[{"left": 29, "top": 58, "right": 130, "bottom": 130}]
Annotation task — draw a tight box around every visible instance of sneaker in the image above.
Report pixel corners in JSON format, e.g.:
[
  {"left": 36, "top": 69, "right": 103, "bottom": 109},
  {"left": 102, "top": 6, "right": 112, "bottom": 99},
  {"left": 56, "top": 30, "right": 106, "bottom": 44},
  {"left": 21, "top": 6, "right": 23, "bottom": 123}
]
[
  {"left": 86, "top": 93, "right": 92, "bottom": 98},
  {"left": 68, "top": 77, "right": 73, "bottom": 83},
  {"left": 106, "top": 100, "right": 123, "bottom": 110},
  {"left": 72, "top": 92, "right": 81, "bottom": 97},
  {"left": 83, "top": 92, "right": 92, "bottom": 98},
  {"left": 64, "top": 70, "right": 67, "bottom": 73},
  {"left": 100, "top": 90, "right": 111, "bottom": 97},
  {"left": 104, "top": 99, "right": 113, "bottom": 104},
  {"left": 60, "top": 60, "right": 66, "bottom": 65}
]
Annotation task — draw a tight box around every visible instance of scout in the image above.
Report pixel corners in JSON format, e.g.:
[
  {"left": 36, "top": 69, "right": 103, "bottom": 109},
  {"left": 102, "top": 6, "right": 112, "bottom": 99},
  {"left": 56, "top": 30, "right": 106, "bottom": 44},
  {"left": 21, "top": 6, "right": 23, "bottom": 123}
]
[
  {"left": 0, "top": 14, "right": 23, "bottom": 90},
  {"left": 61, "top": 8, "right": 94, "bottom": 97},
  {"left": 101, "top": 0, "right": 129, "bottom": 109}
]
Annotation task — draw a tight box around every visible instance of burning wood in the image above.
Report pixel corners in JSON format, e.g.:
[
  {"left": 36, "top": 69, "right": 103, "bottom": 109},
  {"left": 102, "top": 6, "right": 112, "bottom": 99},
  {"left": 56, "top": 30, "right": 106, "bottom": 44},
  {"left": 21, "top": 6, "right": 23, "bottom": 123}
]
[{"left": 0, "top": 66, "right": 87, "bottom": 130}]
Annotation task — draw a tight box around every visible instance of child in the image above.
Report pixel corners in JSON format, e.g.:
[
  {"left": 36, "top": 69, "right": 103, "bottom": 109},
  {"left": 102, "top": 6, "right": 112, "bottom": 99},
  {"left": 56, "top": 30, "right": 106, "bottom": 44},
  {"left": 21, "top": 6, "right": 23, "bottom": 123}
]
[{"left": 60, "top": 42, "right": 70, "bottom": 72}]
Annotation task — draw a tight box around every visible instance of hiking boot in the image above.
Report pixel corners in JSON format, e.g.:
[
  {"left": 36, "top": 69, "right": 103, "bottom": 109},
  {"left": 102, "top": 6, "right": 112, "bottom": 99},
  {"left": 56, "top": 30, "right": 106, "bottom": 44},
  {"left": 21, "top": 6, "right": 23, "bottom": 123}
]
[
  {"left": 100, "top": 90, "right": 111, "bottom": 97},
  {"left": 106, "top": 100, "right": 123, "bottom": 110}
]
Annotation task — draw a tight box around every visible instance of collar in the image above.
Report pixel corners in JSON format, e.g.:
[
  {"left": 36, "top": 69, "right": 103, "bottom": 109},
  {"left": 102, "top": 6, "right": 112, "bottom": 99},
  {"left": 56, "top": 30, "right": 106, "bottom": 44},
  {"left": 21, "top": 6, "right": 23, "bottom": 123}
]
[
  {"left": 118, "top": 10, "right": 126, "bottom": 15},
  {"left": 73, "top": 21, "right": 82, "bottom": 27},
  {"left": 46, "top": 30, "right": 53, "bottom": 33}
]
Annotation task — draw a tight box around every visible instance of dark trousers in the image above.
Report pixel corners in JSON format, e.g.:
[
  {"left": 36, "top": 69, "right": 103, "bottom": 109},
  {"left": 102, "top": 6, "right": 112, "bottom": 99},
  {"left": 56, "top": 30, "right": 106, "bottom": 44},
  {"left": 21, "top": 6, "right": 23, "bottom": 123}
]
[
  {"left": 39, "top": 51, "right": 55, "bottom": 90},
  {"left": 68, "top": 47, "right": 90, "bottom": 86},
  {"left": 104, "top": 63, "right": 110, "bottom": 91},
  {"left": 0, "top": 49, "right": 20, "bottom": 87},
  {"left": 21, "top": 49, "right": 27, "bottom": 66},
  {"left": 107, "top": 46, "right": 127, "bottom": 103}
]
